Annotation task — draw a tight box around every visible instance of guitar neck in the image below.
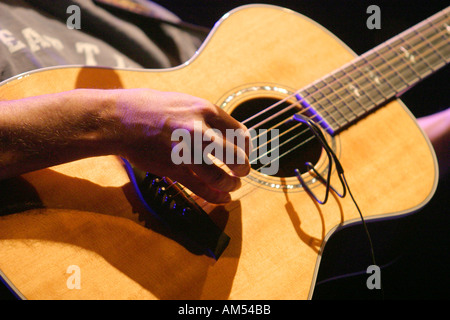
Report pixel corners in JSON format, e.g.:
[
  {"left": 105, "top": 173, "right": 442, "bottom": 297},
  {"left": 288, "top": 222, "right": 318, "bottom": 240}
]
[{"left": 300, "top": 6, "right": 450, "bottom": 134}]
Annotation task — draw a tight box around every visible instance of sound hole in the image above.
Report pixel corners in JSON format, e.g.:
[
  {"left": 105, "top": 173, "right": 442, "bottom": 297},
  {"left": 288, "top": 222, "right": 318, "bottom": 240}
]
[{"left": 230, "top": 97, "right": 323, "bottom": 178}]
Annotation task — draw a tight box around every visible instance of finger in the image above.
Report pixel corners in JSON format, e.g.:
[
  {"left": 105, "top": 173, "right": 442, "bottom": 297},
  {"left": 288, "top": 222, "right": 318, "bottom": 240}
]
[
  {"left": 205, "top": 106, "right": 253, "bottom": 157},
  {"left": 201, "top": 128, "right": 250, "bottom": 177},
  {"left": 172, "top": 165, "right": 232, "bottom": 204},
  {"left": 206, "top": 105, "right": 246, "bottom": 132},
  {"left": 186, "top": 160, "right": 242, "bottom": 193}
]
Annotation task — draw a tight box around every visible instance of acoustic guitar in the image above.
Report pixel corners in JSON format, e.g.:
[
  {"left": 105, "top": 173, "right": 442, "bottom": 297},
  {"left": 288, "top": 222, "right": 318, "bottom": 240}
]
[{"left": 0, "top": 4, "right": 448, "bottom": 300}]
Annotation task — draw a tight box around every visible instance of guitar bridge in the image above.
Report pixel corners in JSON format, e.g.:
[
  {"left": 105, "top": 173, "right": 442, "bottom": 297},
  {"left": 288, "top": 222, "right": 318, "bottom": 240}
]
[{"left": 123, "top": 159, "right": 230, "bottom": 260}]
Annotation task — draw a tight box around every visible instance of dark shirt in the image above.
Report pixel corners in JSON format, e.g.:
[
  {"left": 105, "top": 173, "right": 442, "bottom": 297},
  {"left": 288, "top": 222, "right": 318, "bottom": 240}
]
[{"left": 0, "top": 0, "right": 204, "bottom": 82}]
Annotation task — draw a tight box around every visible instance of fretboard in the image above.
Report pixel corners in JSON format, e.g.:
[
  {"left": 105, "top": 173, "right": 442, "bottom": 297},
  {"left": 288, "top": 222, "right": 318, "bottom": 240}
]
[{"left": 298, "top": 6, "right": 450, "bottom": 134}]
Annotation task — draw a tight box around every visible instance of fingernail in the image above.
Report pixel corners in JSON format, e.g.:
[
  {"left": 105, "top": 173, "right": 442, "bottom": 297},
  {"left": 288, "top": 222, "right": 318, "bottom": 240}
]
[{"left": 221, "top": 193, "right": 231, "bottom": 203}]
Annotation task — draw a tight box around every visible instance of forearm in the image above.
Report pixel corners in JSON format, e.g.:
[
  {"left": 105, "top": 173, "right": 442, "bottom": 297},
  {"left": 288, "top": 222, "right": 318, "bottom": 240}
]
[
  {"left": 0, "top": 89, "right": 119, "bottom": 180},
  {"left": 0, "top": 87, "right": 250, "bottom": 204}
]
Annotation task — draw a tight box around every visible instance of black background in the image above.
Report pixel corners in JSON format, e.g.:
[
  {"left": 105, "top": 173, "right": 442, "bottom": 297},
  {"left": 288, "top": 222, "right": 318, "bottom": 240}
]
[{"left": 1, "top": 0, "right": 448, "bottom": 300}]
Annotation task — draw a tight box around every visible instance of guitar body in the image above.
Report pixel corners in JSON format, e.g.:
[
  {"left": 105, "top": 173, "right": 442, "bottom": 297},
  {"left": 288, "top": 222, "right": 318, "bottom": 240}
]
[{"left": 0, "top": 5, "right": 438, "bottom": 299}]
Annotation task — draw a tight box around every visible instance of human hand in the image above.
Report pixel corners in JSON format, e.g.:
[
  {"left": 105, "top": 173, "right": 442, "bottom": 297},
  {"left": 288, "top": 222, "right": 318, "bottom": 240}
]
[{"left": 109, "top": 88, "right": 251, "bottom": 204}]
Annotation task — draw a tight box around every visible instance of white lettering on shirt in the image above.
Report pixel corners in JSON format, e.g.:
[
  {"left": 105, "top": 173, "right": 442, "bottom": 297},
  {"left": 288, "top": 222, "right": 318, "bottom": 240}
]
[
  {"left": 43, "top": 35, "right": 64, "bottom": 51},
  {"left": 76, "top": 42, "right": 100, "bottom": 66},
  {"left": 0, "top": 29, "right": 26, "bottom": 53},
  {"left": 113, "top": 54, "right": 127, "bottom": 68},
  {"left": 22, "top": 27, "right": 52, "bottom": 52},
  {"left": 0, "top": 26, "right": 134, "bottom": 69}
]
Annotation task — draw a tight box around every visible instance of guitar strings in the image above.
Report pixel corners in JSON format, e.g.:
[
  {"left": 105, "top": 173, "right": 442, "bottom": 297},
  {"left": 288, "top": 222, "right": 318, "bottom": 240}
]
[
  {"left": 242, "top": 19, "right": 448, "bottom": 138},
  {"left": 203, "top": 17, "right": 450, "bottom": 183},
  {"left": 244, "top": 23, "right": 449, "bottom": 152},
  {"left": 173, "top": 16, "right": 448, "bottom": 298},
  {"left": 187, "top": 12, "right": 449, "bottom": 202},
  {"left": 203, "top": 14, "right": 449, "bottom": 198},
  {"left": 243, "top": 9, "right": 449, "bottom": 134},
  {"left": 246, "top": 40, "right": 449, "bottom": 170},
  {"left": 241, "top": 40, "right": 449, "bottom": 169}
]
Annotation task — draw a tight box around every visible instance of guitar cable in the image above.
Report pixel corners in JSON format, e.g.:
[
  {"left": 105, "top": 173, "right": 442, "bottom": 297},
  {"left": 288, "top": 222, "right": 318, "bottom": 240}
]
[
  {"left": 343, "top": 174, "right": 385, "bottom": 299},
  {"left": 293, "top": 114, "right": 384, "bottom": 298}
]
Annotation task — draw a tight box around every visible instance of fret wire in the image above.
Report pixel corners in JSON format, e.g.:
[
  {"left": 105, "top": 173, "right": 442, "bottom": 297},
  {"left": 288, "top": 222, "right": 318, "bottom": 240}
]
[
  {"left": 363, "top": 48, "right": 415, "bottom": 94},
  {"left": 303, "top": 38, "right": 448, "bottom": 132},
  {"left": 298, "top": 40, "right": 445, "bottom": 131},
  {"left": 314, "top": 15, "right": 448, "bottom": 105},
  {"left": 346, "top": 52, "right": 395, "bottom": 104},
  {"left": 369, "top": 49, "right": 408, "bottom": 93},
  {"left": 242, "top": 26, "right": 449, "bottom": 154},
  {"left": 315, "top": 37, "right": 447, "bottom": 127},
  {"left": 342, "top": 59, "right": 386, "bottom": 113},
  {"left": 330, "top": 72, "right": 367, "bottom": 117},
  {"left": 322, "top": 74, "right": 359, "bottom": 123},
  {"left": 418, "top": 26, "right": 447, "bottom": 64},
  {"left": 391, "top": 37, "right": 423, "bottom": 82},
  {"left": 363, "top": 50, "right": 405, "bottom": 92},
  {"left": 324, "top": 84, "right": 345, "bottom": 127},
  {"left": 331, "top": 70, "right": 365, "bottom": 116},
  {"left": 355, "top": 9, "right": 449, "bottom": 90},
  {"left": 301, "top": 105, "right": 337, "bottom": 133},
  {"left": 250, "top": 24, "right": 448, "bottom": 152},
  {"left": 339, "top": 65, "right": 376, "bottom": 113},
  {"left": 255, "top": 11, "right": 450, "bottom": 135},
  {"left": 358, "top": 56, "right": 397, "bottom": 100},
  {"left": 300, "top": 86, "right": 335, "bottom": 131},
  {"left": 320, "top": 78, "right": 350, "bottom": 124},
  {"left": 346, "top": 63, "right": 383, "bottom": 107},
  {"left": 378, "top": 44, "right": 413, "bottom": 90},
  {"left": 354, "top": 58, "right": 393, "bottom": 105},
  {"left": 317, "top": 77, "right": 349, "bottom": 124},
  {"left": 418, "top": 17, "right": 448, "bottom": 67},
  {"left": 356, "top": 10, "right": 447, "bottom": 93},
  {"left": 411, "top": 33, "right": 445, "bottom": 70},
  {"left": 307, "top": 83, "right": 342, "bottom": 130},
  {"left": 417, "top": 38, "right": 447, "bottom": 70},
  {"left": 349, "top": 38, "right": 445, "bottom": 99},
  {"left": 426, "top": 12, "right": 450, "bottom": 61},
  {"left": 363, "top": 48, "right": 405, "bottom": 94},
  {"left": 403, "top": 29, "right": 435, "bottom": 78}
]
